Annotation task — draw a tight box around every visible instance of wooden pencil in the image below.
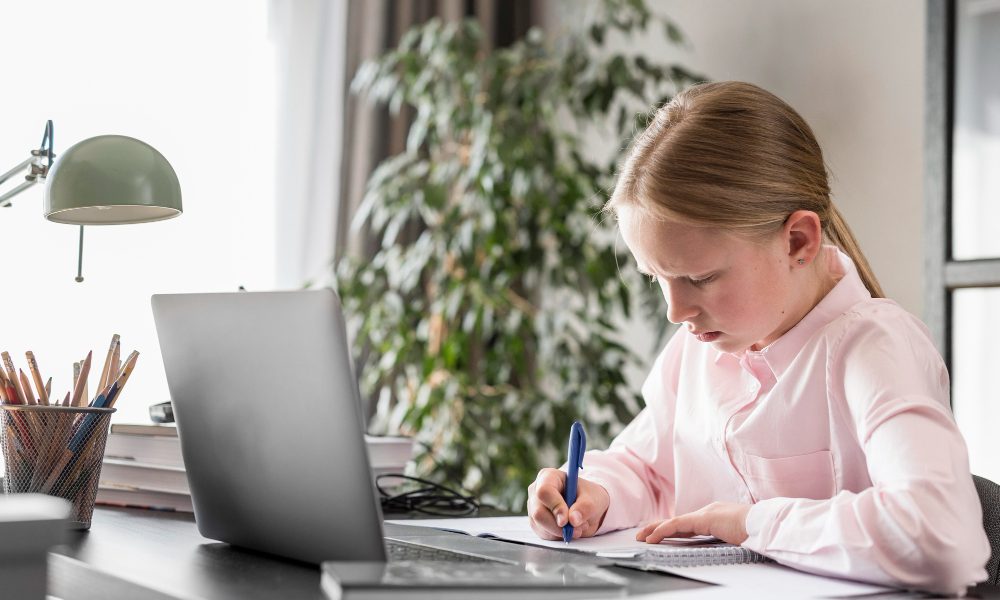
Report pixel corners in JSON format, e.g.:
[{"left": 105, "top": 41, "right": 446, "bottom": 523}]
[
  {"left": 44, "top": 377, "right": 52, "bottom": 399},
  {"left": 110, "top": 340, "right": 121, "bottom": 389},
  {"left": 25, "top": 351, "right": 49, "bottom": 406},
  {"left": 3, "top": 374, "right": 21, "bottom": 406},
  {"left": 18, "top": 370, "right": 37, "bottom": 405},
  {"left": 0, "top": 373, "right": 8, "bottom": 404},
  {"left": 1, "top": 352, "right": 24, "bottom": 404},
  {"left": 40, "top": 448, "right": 73, "bottom": 493},
  {"left": 82, "top": 355, "right": 89, "bottom": 405},
  {"left": 7, "top": 377, "right": 21, "bottom": 405},
  {"left": 105, "top": 351, "right": 139, "bottom": 408},
  {"left": 70, "top": 351, "right": 92, "bottom": 407},
  {"left": 97, "top": 334, "right": 120, "bottom": 393}
]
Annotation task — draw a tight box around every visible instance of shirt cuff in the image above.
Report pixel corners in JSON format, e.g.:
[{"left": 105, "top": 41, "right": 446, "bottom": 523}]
[{"left": 743, "top": 497, "right": 793, "bottom": 553}]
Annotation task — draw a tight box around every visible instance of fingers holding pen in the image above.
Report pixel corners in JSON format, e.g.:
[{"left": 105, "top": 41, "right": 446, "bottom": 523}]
[
  {"left": 565, "top": 481, "right": 608, "bottom": 538},
  {"left": 527, "top": 468, "right": 568, "bottom": 540}
]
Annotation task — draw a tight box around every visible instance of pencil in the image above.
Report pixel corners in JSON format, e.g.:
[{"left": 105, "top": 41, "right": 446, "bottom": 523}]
[
  {"left": 41, "top": 449, "right": 73, "bottom": 493},
  {"left": 110, "top": 340, "right": 121, "bottom": 388},
  {"left": 62, "top": 391, "right": 70, "bottom": 407},
  {"left": 25, "top": 351, "right": 49, "bottom": 406},
  {"left": 18, "top": 369, "right": 36, "bottom": 405},
  {"left": 82, "top": 355, "right": 89, "bottom": 405},
  {"left": 1, "top": 352, "right": 24, "bottom": 404},
  {"left": 0, "top": 373, "right": 8, "bottom": 404},
  {"left": 3, "top": 373, "right": 20, "bottom": 405},
  {"left": 105, "top": 351, "right": 139, "bottom": 408},
  {"left": 44, "top": 377, "right": 52, "bottom": 399},
  {"left": 70, "top": 351, "right": 92, "bottom": 407},
  {"left": 97, "top": 334, "right": 120, "bottom": 393}
]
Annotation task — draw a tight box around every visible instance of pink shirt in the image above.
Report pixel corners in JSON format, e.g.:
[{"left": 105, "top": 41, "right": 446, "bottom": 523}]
[{"left": 582, "top": 247, "right": 989, "bottom": 594}]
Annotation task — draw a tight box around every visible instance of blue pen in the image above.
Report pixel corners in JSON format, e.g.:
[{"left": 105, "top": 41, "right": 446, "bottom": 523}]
[{"left": 562, "top": 420, "right": 586, "bottom": 543}]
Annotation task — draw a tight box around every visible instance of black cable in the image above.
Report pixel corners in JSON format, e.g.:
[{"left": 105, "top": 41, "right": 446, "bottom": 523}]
[{"left": 376, "top": 474, "right": 481, "bottom": 516}]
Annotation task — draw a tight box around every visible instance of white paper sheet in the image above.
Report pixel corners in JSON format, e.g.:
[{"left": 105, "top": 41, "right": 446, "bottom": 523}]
[
  {"left": 386, "top": 516, "right": 899, "bottom": 598},
  {"left": 386, "top": 516, "right": 708, "bottom": 553}
]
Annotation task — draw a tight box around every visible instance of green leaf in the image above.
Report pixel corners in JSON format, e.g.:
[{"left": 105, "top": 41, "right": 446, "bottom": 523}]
[{"left": 338, "top": 1, "right": 701, "bottom": 510}]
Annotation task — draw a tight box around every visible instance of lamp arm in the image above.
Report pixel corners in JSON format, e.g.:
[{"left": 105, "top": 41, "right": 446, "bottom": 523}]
[{"left": 0, "top": 120, "right": 55, "bottom": 208}]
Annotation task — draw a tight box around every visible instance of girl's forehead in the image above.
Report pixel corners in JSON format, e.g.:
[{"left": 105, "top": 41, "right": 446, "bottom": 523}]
[{"left": 619, "top": 212, "right": 743, "bottom": 272}]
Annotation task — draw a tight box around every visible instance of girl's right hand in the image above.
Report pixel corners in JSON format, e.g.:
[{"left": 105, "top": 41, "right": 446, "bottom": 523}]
[{"left": 527, "top": 467, "right": 610, "bottom": 540}]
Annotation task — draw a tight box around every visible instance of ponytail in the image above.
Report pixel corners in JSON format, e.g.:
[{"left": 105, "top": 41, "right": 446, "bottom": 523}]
[
  {"left": 607, "top": 81, "right": 887, "bottom": 300},
  {"left": 825, "top": 203, "right": 884, "bottom": 298}
]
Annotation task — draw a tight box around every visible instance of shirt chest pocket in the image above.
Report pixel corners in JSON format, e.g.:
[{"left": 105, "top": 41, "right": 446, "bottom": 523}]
[{"left": 739, "top": 450, "right": 837, "bottom": 501}]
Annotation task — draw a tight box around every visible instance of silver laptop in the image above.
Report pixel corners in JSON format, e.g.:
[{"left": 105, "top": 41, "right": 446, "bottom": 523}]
[{"left": 150, "top": 289, "right": 511, "bottom": 565}]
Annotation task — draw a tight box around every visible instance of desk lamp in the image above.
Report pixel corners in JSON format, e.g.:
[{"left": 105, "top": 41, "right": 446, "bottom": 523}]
[{"left": 0, "top": 120, "right": 182, "bottom": 281}]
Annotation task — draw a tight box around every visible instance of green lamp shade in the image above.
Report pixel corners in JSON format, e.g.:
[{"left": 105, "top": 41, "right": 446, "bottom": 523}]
[{"left": 44, "top": 135, "right": 182, "bottom": 225}]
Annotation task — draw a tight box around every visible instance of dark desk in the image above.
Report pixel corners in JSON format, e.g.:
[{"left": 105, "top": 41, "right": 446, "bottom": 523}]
[{"left": 48, "top": 507, "right": 707, "bottom": 599}]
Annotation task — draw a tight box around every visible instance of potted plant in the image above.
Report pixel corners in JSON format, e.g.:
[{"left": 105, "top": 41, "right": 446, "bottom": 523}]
[{"left": 337, "top": 0, "right": 703, "bottom": 510}]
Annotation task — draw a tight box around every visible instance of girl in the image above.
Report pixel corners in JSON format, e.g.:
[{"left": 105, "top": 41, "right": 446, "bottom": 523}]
[{"left": 526, "top": 81, "right": 989, "bottom": 595}]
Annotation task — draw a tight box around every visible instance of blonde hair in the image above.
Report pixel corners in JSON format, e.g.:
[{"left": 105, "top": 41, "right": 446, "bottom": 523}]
[{"left": 607, "top": 81, "right": 884, "bottom": 298}]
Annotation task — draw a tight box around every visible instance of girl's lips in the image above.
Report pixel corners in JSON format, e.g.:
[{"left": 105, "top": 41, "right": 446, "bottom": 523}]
[{"left": 695, "top": 331, "right": 721, "bottom": 343}]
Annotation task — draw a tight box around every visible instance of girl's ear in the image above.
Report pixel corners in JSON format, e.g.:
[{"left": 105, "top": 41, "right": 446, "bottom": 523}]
[{"left": 784, "top": 210, "right": 823, "bottom": 266}]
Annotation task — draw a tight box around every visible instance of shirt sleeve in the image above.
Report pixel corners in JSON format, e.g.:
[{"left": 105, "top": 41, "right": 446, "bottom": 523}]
[
  {"left": 742, "top": 309, "right": 990, "bottom": 595},
  {"left": 580, "top": 329, "right": 683, "bottom": 534}
]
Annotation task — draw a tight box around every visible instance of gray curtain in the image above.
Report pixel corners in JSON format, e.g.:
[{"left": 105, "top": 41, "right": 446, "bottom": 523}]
[{"left": 335, "top": 0, "right": 537, "bottom": 262}]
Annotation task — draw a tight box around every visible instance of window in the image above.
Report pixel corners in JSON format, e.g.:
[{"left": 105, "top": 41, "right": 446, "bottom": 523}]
[
  {"left": 926, "top": 0, "right": 1000, "bottom": 481},
  {"left": 0, "top": 0, "right": 276, "bottom": 425}
]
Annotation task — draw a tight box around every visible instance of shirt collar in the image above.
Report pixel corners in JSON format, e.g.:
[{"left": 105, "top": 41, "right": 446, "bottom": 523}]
[{"left": 721, "top": 245, "right": 872, "bottom": 381}]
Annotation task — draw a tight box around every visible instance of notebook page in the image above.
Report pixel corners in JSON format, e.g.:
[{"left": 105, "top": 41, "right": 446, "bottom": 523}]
[{"left": 386, "top": 516, "right": 717, "bottom": 553}]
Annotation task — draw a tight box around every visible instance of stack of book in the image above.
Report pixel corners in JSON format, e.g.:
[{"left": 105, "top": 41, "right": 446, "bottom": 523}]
[
  {"left": 96, "top": 423, "right": 414, "bottom": 512},
  {"left": 97, "top": 423, "right": 190, "bottom": 512}
]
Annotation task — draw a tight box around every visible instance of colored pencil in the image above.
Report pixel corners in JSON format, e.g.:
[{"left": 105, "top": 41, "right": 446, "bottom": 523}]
[
  {"left": 70, "top": 351, "right": 92, "bottom": 407},
  {"left": 110, "top": 340, "right": 120, "bottom": 388},
  {"left": 3, "top": 373, "right": 20, "bottom": 405},
  {"left": 44, "top": 377, "right": 51, "bottom": 399},
  {"left": 18, "top": 369, "right": 36, "bottom": 405},
  {"left": 97, "top": 334, "right": 120, "bottom": 393},
  {"left": 25, "top": 351, "right": 49, "bottom": 406},
  {"left": 1, "top": 352, "right": 24, "bottom": 404},
  {"left": 105, "top": 351, "right": 139, "bottom": 408}
]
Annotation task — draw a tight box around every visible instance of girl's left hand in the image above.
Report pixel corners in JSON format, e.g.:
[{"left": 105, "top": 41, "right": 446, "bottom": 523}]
[{"left": 636, "top": 502, "right": 752, "bottom": 546}]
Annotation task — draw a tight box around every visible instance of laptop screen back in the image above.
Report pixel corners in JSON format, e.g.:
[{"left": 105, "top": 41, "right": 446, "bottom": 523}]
[{"left": 151, "top": 289, "right": 387, "bottom": 564}]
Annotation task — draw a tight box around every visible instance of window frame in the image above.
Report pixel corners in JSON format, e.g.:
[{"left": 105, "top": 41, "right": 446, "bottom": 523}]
[{"left": 925, "top": 0, "right": 1000, "bottom": 383}]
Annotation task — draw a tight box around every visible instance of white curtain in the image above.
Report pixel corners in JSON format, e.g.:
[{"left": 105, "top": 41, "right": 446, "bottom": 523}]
[{"left": 269, "top": 0, "right": 348, "bottom": 289}]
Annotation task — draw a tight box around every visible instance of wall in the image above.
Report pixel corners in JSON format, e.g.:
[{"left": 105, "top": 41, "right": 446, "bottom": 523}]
[{"left": 542, "top": 0, "right": 926, "bottom": 374}]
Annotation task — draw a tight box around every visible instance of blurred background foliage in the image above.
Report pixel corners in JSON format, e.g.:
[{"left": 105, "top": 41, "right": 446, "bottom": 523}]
[{"left": 336, "top": 0, "right": 703, "bottom": 510}]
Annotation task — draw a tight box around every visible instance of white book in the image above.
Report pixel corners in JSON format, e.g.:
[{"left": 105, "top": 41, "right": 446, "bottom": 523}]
[
  {"left": 104, "top": 432, "right": 183, "bottom": 468},
  {"left": 95, "top": 486, "right": 193, "bottom": 513},
  {"left": 109, "top": 423, "right": 178, "bottom": 437},
  {"left": 104, "top": 428, "right": 411, "bottom": 472},
  {"left": 98, "top": 459, "right": 189, "bottom": 495}
]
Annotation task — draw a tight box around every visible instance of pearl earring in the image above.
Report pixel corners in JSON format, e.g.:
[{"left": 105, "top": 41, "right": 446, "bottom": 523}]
[{"left": 797, "top": 258, "right": 806, "bottom": 265}]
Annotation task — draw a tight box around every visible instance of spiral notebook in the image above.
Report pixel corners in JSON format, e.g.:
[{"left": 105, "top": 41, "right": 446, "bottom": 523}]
[
  {"left": 386, "top": 516, "right": 770, "bottom": 567},
  {"left": 596, "top": 543, "right": 770, "bottom": 568}
]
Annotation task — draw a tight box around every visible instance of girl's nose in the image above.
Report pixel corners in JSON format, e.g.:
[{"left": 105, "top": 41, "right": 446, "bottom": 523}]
[{"left": 661, "top": 279, "right": 699, "bottom": 324}]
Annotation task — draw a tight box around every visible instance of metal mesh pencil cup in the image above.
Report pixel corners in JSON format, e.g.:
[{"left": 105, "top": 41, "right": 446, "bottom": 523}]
[{"left": 1, "top": 405, "right": 116, "bottom": 529}]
